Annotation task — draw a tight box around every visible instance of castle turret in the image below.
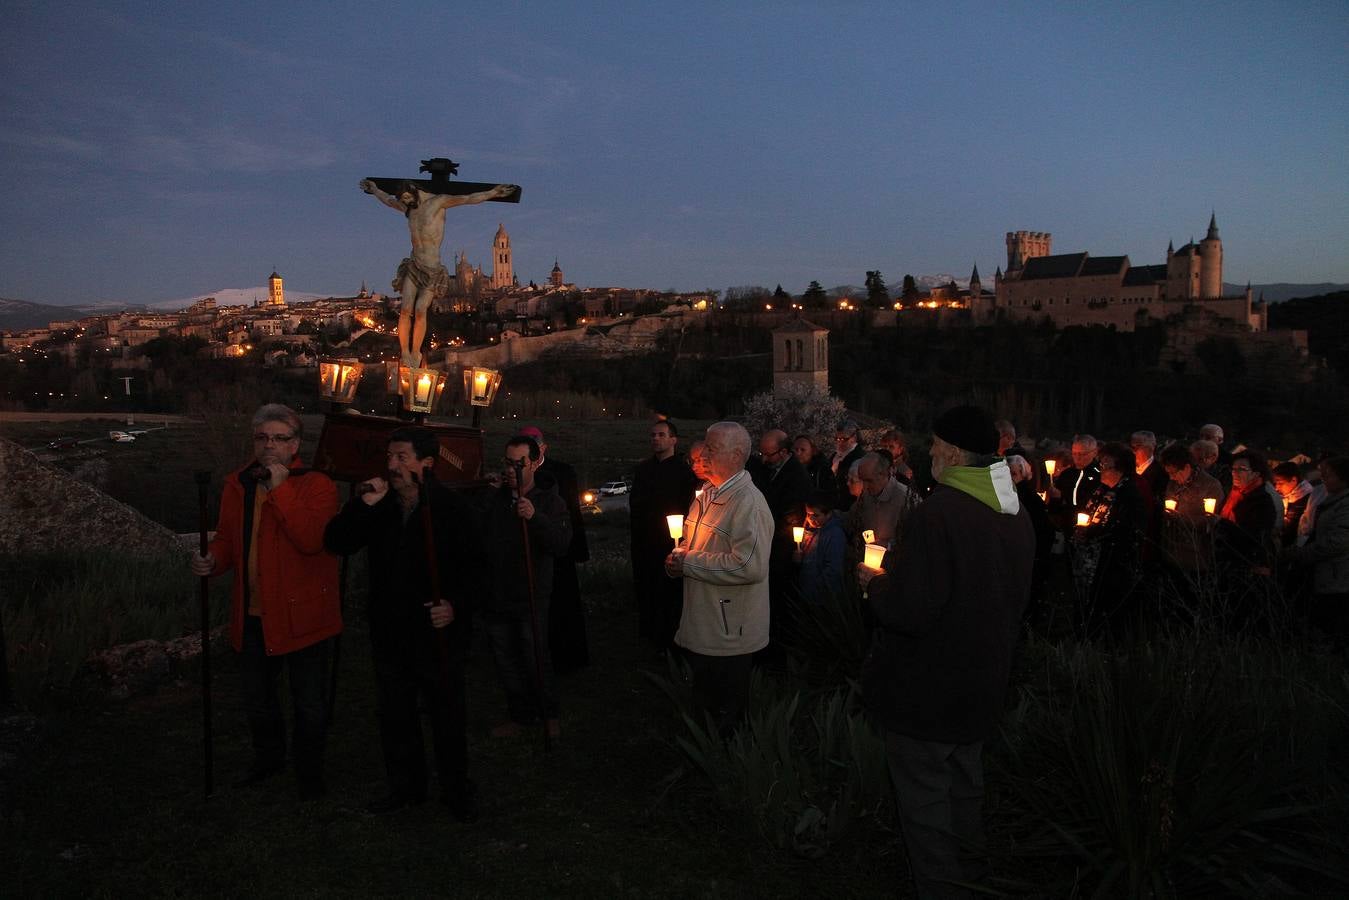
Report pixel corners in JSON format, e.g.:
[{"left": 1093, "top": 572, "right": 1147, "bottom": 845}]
[
  {"left": 968, "top": 263, "right": 981, "bottom": 300},
  {"left": 1199, "top": 212, "right": 1222, "bottom": 299},
  {"left": 549, "top": 259, "right": 564, "bottom": 288}
]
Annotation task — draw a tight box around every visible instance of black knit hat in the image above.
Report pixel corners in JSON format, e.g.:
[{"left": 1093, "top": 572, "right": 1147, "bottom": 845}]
[{"left": 932, "top": 405, "right": 998, "bottom": 455}]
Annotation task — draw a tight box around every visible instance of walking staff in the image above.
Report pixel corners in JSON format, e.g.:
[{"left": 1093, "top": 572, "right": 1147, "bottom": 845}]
[
  {"left": 194, "top": 470, "right": 214, "bottom": 799},
  {"left": 512, "top": 457, "right": 552, "bottom": 753}
]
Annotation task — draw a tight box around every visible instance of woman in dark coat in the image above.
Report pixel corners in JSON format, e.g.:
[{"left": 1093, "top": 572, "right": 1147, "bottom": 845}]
[{"left": 1070, "top": 441, "right": 1148, "bottom": 641}]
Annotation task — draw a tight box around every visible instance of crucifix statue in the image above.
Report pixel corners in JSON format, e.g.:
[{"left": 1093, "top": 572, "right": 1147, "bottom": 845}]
[{"left": 360, "top": 158, "right": 521, "bottom": 367}]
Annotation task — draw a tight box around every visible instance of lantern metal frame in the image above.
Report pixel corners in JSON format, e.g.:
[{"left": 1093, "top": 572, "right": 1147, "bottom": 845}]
[
  {"left": 399, "top": 365, "right": 448, "bottom": 415},
  {"left": 316, "top": 357, "right": 364, "bottom": 405}
]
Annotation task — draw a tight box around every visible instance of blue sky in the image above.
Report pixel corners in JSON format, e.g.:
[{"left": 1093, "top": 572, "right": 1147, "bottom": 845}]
[{"left": 2, "top": 0, "right": 1346, "bottom": 305}]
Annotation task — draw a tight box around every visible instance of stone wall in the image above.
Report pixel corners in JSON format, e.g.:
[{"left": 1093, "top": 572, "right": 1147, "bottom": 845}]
[{"left": 0, "top": 438, "right": 185, "bottom": 558}]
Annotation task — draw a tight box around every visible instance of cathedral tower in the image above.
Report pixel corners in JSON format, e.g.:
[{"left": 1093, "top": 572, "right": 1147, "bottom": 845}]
[
  {"left": 491, "top": 224, "right": 513, "bottom": 290},
  {"left": 550, "top": 259, "right": 564, "bottom": 288}
]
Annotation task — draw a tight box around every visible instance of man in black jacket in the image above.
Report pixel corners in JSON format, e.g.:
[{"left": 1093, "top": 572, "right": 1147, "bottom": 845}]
[
  {"left": 861, "top": 406, "right": 1034, "bottom": 899},
  {"left": 323, "top": 426, "right": 478, "bottom": 820},
  {"left": 483, "top": 435, "right": 572, "bottom": 738},
  {"left": 750, "top": 428, "right": 813, "bottom": 649},
  {"left": 630, "top": 419, "right": 698, "bottom": 650},
  {"left": 519, "top": 425, "right": 591, "bottom": 673}
]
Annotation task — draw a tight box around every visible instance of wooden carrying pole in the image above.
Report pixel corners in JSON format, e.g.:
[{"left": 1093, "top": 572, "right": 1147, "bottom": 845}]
[{"left": 194, "top": 471, "right": 214, "bottom": 799}]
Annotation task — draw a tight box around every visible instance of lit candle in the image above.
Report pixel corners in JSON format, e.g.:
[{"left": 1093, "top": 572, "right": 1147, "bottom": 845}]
[
  {"left": 1164, "top": 498, "right": 1178, "bottom": 512},
  {"left": 582, "top": 492, "right": 594, "bottom": 505},
  {"left": 1044, "top": 459, "right": 1057, "bottom": 477},
  {"left": 792, "top": 526, "right": 805, "bottom": 544},
  {"left": 474, "top": 371, "right": 489, "bottom": 398},
  {"left": 1076, "top": 512, "right": 1090, "bottom": 527},
  {"left": 861, "top": 529, "right": 876, "bottom": 545},
  {"left": 416, "top": 372, "right": 432, "bottom": 403},
  {"left": 666, "top": 514, "right": 684, "bottom": 541},
  {"left": 1203, "top": 497, "right": 1217, "bottom": 515},
  {"left": 1037, "top": 491, "right": 1047, "bottom": 503},
  {"left": 863, "top": 543, "right": 886, "bottom": 571}
]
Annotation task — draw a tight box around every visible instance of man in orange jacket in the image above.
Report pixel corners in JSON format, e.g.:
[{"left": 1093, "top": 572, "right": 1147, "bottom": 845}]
[{"left": 190, "top": 403, "right": 341, "bottom": 799}]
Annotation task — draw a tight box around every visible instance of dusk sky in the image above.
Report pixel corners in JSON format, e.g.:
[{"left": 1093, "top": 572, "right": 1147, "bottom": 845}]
[{"left": 3, "top": 1, "right": 1347, "bottom": 306}]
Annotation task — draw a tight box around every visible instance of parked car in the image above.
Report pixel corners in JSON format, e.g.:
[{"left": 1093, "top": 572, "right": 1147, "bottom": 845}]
[
  {"left": 599, "top": 480, "right": 630, "bottom": 496},
  {"left": 109, "top": 431, "right": 136, "bottom": 443},
  {"left": 47, "top": 437, "right": 79, "bottom": 450}
]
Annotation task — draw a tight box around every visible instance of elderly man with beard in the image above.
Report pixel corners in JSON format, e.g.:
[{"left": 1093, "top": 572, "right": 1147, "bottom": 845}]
[
  {"left": 323, "top": 426, "right": 479, "bottom": 820},
  {"left": 191, "top": 404, "right": 341, "bottom": 800},
  {"left": 859, "top": 405, "right": 1034, "bottom": 900}
]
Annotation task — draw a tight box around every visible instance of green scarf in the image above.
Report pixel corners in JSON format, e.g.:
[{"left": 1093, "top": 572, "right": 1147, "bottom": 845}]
[{"left": 938, "top": 459, "right": 1021, "bottom": 514}]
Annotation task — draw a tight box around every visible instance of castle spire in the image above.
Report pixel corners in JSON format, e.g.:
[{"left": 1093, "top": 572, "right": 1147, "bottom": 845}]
[
  {"left": 1206, "top": 211, "right": 1219, "bottom": 240},
  {"left": 970, "top": 263, "right": 980, "bottom": 283}
]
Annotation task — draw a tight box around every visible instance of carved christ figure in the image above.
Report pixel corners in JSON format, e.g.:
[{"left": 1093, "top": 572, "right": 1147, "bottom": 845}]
[{"left": 360, "top": 178, "right": 516, "bottom": 367}]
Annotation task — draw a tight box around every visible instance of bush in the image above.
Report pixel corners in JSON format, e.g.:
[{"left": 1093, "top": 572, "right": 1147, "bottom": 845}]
[
  {"left": 996, "top": 634, "right": 1349, "bottom": 897},
  {"left": 651, "top": 657, "right": 890, "bottom": 858},
  {"left": 741, "top": 382, "right": 846, "bottom": 449}
]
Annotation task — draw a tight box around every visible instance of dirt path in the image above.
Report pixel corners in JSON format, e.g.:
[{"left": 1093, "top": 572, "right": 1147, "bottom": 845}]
[{"left": 0, "top": 412, "right": 197, "bottom": 423}]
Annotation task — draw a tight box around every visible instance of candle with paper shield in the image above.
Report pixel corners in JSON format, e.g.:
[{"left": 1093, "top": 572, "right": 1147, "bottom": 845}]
[
  {"left": 1044, "top": 459, "right": 1057, "bottom": 477},
  {"left": 1076, "top": 512, "right": 1090, "bottom": 527},
  {"left": 792, "top": 526, "right": 805, "bottom": 544},
  {"left": 666, "top": 515, "right": 684, "bottom": 541},
  {"left": 863, "top": 543, "right": 886, "bottom": 571},
  {"left": 1164, "top": 498, "right": 1178, "bottom": 512},
  {"left": 1203, "top": 497, "right": 1217, "bottom": 515},
  {"left": 861, "top": 529, "right": 875, "bottom": 545}
]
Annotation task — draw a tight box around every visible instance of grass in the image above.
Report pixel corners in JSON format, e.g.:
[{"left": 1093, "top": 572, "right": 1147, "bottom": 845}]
[{"left": 0, "top": 504, "right": 907, "bottom": 899}]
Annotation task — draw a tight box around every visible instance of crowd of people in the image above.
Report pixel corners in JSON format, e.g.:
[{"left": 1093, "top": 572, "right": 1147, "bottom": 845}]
[
  {"left": 189, "top": 401, "right": 1346, "bottom": 900},
  {"left": 629, "top": 411, "right": 1347, "bottom": 899}
]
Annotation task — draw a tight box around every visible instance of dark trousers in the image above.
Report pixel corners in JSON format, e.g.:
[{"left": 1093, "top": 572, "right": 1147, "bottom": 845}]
[
  {"left": 684, "top": 649, "right": 753, "bottom": 739},
  {"left": 886, "top": 732, "right": 987, "bottom": 900},
  {"left": 239, "top": 615, "right": 328, "bottom": 786},
  {"left": 371, "top": 626, "right": 468, "bottom": 801},
  {"left": 636, "top": 561, "right": 683, "bottom": 650},
  {"left": 484, "top": 602, "right": 558, "bottom": 722},
  {"left": 549, "top": 558, "right": 590, "bottom": 673}
]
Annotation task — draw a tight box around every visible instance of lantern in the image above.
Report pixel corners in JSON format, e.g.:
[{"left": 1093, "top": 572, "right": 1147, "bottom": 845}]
[
  {"left": 399, "top": 365, "right": 448, "bottom": 414},
  {"left": 792, "top": 526, "right": 805, "bottom": 545},
  {"left": 463, "top": 365, "right": 503, "bottom": 408},
  {"left": 317, "top": 357, "right": 363, "bottom": 405},
  {"left": 863, "top": 543, "right": 886, "bottom": 571},
  {"left": 666, "top": 515, "right": 684, "bottom": 541},
  {"left": 1203, "top": 497, "right": 1217, "bottom": 515}
]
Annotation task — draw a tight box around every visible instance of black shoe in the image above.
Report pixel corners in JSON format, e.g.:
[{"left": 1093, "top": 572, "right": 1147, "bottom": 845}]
[
  {"left": 233, "top": 761, "right": 285, "bottom": 789},
  {"left": 443, "top": 782, "right": 479, "bottom": 823},
  {"left": 366, "top": 791, "right": 426, "bottom": 814}
]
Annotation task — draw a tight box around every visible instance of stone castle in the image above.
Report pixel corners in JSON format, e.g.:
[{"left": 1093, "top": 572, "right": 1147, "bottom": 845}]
[{"left": 978, "top": 215, "right": 1265, "bottom": 332}]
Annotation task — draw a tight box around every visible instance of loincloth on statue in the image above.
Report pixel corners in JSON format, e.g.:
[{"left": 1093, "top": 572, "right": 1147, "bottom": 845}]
[{"left": 392, "top": 257, "right": 451, "bottom": 302}]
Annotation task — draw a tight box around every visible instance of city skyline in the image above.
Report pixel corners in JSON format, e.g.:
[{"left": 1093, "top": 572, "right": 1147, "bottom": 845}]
[{"left": 3, "top": 1, "right": 1347, "bottom": 306}]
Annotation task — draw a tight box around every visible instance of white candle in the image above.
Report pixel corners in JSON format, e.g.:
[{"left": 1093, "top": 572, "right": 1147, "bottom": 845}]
[
  {"left": 863, "top": 543, "right": 886, "bottom": 570},
  {"left": 666, "top": 515, "right": 684, "bottom": 541}
]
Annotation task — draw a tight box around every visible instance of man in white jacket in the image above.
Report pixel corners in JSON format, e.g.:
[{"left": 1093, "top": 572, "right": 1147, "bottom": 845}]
[{"left": 666, "top": 421, "right": 774, "bottom": 737}]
